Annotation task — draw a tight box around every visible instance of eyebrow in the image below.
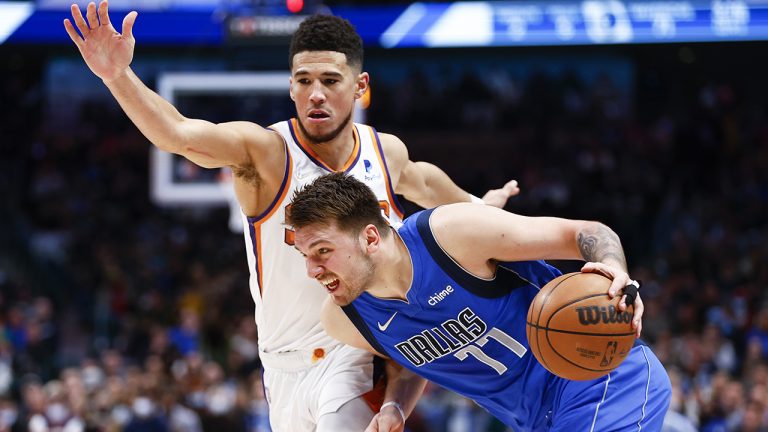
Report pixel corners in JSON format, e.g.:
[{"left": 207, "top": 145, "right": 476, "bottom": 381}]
[
  {"left": 294, "top": 70, "right": 344, "bottom": 78},
  {"left": 294, "top": 239, "right": 330, "bottom": 254},
  {"left": 308, "top": 239, "right": 330, "bottom": 249}
]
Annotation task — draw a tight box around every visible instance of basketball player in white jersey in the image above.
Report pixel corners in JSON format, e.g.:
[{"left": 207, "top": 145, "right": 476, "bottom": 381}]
[{"left": 64, "top": 2, "right": 519, "bottom": 430}]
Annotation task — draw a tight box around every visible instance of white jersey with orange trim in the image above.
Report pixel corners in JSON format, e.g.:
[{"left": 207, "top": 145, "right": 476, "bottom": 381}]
[{"left": 241, "top": 118, "right": 405, "bottom": 355}]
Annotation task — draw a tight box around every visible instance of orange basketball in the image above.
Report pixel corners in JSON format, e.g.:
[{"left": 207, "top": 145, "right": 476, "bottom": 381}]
[{"left": 526, "top": 272, "right": 635, "bottom": 381}]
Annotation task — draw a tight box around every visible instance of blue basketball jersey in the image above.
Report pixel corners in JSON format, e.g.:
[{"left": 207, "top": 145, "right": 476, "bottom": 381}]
[{"left": 343, "top": 209, "right": 671, "bottom": 431}]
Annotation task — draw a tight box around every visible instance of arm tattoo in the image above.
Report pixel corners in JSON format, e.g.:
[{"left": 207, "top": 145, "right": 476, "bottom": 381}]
[{"left": 577, "top": 224, "right": 627, "bottom": 270}]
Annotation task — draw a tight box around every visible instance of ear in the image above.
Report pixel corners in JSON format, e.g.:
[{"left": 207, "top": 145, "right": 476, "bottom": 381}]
[
  {"left": 289, "top": 76, "right": 296, "bottom": 102},
  {"left": 354, "top": 72, "right": 370, "bottom": 100},
  {"left": 361, "top": 224, "right": 381, "bottom": 253}
]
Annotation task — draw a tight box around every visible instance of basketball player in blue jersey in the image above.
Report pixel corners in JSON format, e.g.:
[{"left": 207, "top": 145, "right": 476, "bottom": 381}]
[
  {"left": 288, "top": 173, "right": 672, "bottom": 432},
  {"left": 64, "top": 2, "right": 520, "bottom": 431}
]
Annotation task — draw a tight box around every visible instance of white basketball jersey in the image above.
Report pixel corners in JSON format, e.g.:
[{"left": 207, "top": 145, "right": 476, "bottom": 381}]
[{"left": 242, "top": 119, "right": 404, "bottom": 354}]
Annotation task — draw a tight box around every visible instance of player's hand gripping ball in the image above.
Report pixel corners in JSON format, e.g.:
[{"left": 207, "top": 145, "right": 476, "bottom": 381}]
[{"left": 526, "top": 272, "right": 636, "bottom": 380}]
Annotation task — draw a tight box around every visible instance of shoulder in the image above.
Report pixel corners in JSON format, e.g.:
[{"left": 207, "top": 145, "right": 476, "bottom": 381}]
[
  {"left": 320, "top": 299, "right": 383, "bottom": 356},
  {"left": 430, "top": 203, "right": 481, "bottom": 228},
  {"left": 376, "top": 132, "right": 408, "bottom": 166},
  {"left": 320, "top": 299, "right": 355, "bottom": 343},
  {"left": 428, "top": 204, "right": 502, "bottom": 262},
  {"left": 320, "top": 298, "right": 341, "bottom": 331}
]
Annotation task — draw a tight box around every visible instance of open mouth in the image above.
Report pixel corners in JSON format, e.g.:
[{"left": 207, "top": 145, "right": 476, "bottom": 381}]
[
  {"left": 320, "top": 278, "right": 340, "bottom": 293},
  {"left": 308, "top": 110, "right": 330, "bottom": 120}
]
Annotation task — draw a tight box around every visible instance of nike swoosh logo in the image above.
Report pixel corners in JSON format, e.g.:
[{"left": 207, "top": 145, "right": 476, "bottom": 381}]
[{"left": 377, "top": 312, "right": 398, "bottom": 331}]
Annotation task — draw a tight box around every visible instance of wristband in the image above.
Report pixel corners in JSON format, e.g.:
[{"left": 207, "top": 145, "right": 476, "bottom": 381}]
[
  {"left": 380, "top": 401, "right": 405, "bottom": 421},
  {"left": 469, "top": 194, "right": 485, "bottom": 205}
]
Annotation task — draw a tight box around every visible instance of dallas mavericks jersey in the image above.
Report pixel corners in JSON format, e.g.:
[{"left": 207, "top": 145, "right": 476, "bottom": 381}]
[
  {"left": 242, "top": 119, "right": 404, "bottom": 354},
  {"left": 343, "top": 208, "right": 565, "bottom": 430}
]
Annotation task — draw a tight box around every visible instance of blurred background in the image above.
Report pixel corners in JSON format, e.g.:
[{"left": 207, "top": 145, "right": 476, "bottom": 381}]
[{"left": 2, "top": 0, "right": 768, "bottom": 430}]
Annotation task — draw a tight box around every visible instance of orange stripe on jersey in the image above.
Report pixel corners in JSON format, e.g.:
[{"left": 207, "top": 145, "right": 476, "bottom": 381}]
[
  {"left": 368, "top": 127, "right": 404, "bottom": 220},
  {"left": 253, "top": 223, "right": 264, "bottom": 294},
  {"left": 290, "top": 118, "right": 360, "bottom": 172},
  {"left": 250, "top": 149, "right": 294, "bottom": 226},
  {"left": 248, "top": 141, "right": 294, "bottom": 296}
]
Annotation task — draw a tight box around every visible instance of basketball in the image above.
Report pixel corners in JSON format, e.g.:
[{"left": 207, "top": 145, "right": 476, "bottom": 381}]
[{"left": 526, "top": 272, "right": 635, "bottom": 381}]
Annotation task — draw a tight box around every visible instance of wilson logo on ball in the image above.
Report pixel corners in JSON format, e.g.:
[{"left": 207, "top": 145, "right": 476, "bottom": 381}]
[{"left": 575, "top": 305, "right": 632, "bottom": 326}]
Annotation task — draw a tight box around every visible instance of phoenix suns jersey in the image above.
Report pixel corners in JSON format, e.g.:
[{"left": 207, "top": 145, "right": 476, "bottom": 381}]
[
  {"left": 342, "top": 208, "right": 672, "bottom": 431},
  {"left": 242, "top": 119, "right": 404, "bottom": 354}
]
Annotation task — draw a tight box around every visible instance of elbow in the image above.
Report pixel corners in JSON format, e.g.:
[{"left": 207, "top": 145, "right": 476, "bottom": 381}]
[
  {"left": 156, "top": 118, "right": 196, "bottom": 155},
  {"left": 574, "top": 220, "right": 617, "bottom": 248},
  {"left": 154, "top": 141, "right": 182, "bottom": 155},
  {"left": 583, "top": 220, "right": 612, "bottom": 234},
  {"left": 575, "top": 220, "right": 626, "bottom": 268}
]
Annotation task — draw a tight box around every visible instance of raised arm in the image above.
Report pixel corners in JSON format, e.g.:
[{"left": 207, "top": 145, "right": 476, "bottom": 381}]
[
  {"left": 380, "top": 134, "right": 518, "bottom": 208},
  {"left": 63, "top": 1, "right": 279, "bottom": 169},
  {"left": 429, "top": 203, "right": 643, "bottom": 335}
]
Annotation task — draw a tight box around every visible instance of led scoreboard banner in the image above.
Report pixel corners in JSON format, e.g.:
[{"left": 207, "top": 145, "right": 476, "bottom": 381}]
[
  {"left": 352, "top": 0, "right": 768, "bottom": 47},
  {"left": 1, "top": 0, "right": 767, "bottom": 46}
]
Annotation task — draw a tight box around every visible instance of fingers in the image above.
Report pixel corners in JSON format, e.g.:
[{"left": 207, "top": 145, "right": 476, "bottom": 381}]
[
  {"left": 63, "top": 19, "right": 84, "bottom": 48},
  {"left": 365, "top": 412, "right": 403, "bottom": 432},
  {"left": 622, "top": 281, "right": 638, "bottom": 308},
  {"left": 71, "top": 4, "right": 90, "bottom": 36},
  {"left": 86, "top": 2, "right": 99, "bottom": 29},
  {"left": 580, "top": 261, "right": 611, "bottom": 280},
  {"left": 122, "top": 11, "right": 138, "bottom": 40},
  {"left": 580, "top": 262, "right": 630, "bottom": 298},
  {"left": 581, "top": 262, "right": 643, "bottom": 337},
  {"left": 503, "top": 179, "right": 520, "bottom": 196},
  {"left": 98, "top": 0, "right": 111, "bottom": 27},
  {"left": 364, "top": 416, "right": 379, "bottom": 432},
  {"left": 632, "top": 295, "right": 644, "bottom": 338}
]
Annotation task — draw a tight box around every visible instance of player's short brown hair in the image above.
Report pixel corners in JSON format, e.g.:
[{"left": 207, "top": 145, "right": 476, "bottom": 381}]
[{"left": 286, "top": 173, "right": 389, "bottom": 236}]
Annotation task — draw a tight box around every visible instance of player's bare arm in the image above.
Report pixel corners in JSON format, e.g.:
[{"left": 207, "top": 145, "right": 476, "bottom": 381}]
[
  {"left": 64, "top": 1, "right": 287, "bottom": 215},
  {"left": 365, "top": 361, "right": 427, "bottom": 432},
  {"left": 320, "top": 299, "right": 380, "bottom": 355},
  {"left": 320, "top": 297, "right": 426, "bottom": 432},
  {"left": 379, "top": 133, "right": 519, "bottom": 208},
  {"left": 575, "top": 224, "right": 627, "bottom": 271},
  {"left": 428, "top": 203, "right": 643, "bottom": 334},
  {"left": 63, "top": 2, "right": 277, "bottom": 166}
]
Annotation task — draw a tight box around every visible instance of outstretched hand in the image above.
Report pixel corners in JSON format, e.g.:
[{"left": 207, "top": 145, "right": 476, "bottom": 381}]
[
  {"left": 63, "top": 1, "right": 138, "bottom": 82},
  {"left": 481, "top": 179, "right": 520, "bottom": 208}
]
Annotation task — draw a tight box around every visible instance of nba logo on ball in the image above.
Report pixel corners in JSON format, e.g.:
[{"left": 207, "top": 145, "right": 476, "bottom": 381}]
[{"left": 526, "top": 272, "right": 635, "bottom": 381}]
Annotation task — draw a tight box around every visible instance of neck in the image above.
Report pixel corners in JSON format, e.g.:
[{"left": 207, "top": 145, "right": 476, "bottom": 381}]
[
  {"left": 367, "top": 229, "right": 412, "bottom": 301},
  {"left": 298, "top": 121, "right": 356, "bottom": 171}
]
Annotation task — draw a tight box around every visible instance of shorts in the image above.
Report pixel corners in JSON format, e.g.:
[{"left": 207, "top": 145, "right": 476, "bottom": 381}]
[
  {"left": 261, "top": 344, "right": 376, "bottom": 431},
  {"left": 550, "top": 344, "right": 672, "bottom": 431}
]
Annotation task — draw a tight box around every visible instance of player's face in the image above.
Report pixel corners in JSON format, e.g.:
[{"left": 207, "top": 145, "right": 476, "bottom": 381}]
[
  {"left": 289, "top": 51, "right": 368, "bottom": 144},
  {"left": 294, "top": 222, "right": 375, "bottom": 306}
]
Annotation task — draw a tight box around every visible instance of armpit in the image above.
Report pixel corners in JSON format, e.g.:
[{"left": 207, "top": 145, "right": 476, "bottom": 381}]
[{"left": 232, "top": 163, "right": 262, "bottom": 187}]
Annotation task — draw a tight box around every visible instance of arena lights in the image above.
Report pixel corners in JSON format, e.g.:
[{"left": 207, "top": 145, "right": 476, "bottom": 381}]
[{"left": 286, "top": 0, "right": 304, "bottom": 13}]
